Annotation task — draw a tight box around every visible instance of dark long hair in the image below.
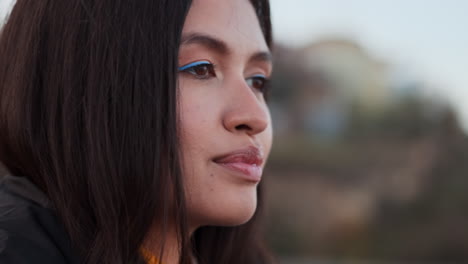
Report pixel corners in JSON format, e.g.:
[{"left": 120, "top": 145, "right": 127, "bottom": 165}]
[{"left": 0, "top": 0, "right": 273, "bottom": 263}]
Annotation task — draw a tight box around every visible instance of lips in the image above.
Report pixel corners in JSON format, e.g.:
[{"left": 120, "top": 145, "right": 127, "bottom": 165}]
[{"left": 212, "top": 146, "right": 264, "bottom": 182}]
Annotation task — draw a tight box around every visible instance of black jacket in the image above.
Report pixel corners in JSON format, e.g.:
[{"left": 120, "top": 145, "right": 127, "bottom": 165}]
[{"left": 0, "top": 175, "right": 79, "bottom": 263}]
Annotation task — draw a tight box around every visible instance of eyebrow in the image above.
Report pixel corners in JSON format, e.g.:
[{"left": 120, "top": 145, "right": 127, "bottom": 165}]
[{"left": 181, "top": 32, "right": 272, "bottom": 64}]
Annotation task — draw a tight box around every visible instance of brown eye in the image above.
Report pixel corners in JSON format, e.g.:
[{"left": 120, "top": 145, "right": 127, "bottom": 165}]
[
  {"left": 179, "top": 61, "right": 216, "bottom": 79},
  {"left": 193, "top": 65, "right": 212, "bottom": 77},
  {"left": 250, "top": 78, "right": 264, "bottom": 89},
  {"left": 246, "top": 75, "right": 269, "bottom": 93}
]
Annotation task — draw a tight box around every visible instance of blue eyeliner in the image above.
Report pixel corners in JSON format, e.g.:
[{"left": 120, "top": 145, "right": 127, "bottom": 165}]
[
  {"left": 251, "top": 74, "right": 266, "bottom": 79},
  {"left": 178, "top": 61, "right": 211, "bottom": 71}
]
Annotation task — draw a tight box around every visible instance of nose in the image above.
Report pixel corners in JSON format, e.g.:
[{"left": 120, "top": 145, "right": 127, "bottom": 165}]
[{"left": 222, "top": 78, "right": 270, "bottom": 136}]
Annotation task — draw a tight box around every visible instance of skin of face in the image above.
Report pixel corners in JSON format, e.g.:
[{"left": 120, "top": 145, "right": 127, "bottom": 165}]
[{"left": 178, "top": 0, "right": 273, "bottom": 230}]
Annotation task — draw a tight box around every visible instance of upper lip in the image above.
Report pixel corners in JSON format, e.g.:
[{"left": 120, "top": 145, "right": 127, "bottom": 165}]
[{"left": 212, "top": 146, "right": 264, "bottom": 166}]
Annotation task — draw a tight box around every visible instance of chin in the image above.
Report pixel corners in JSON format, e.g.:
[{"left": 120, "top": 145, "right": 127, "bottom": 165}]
[
  {"left": 190, "top": 190, "right": 258, "bottom": 228},
  {"left": 214, "top": 200, "right": 258, "bottom": 226},
  {"left": 214, "top": 187, "right": 259, "bottom": 226}
]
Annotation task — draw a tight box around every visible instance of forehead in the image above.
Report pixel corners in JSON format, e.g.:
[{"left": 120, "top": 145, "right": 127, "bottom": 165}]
[{"left": 182, "top": 0, "right": 268, "bottom": 53}]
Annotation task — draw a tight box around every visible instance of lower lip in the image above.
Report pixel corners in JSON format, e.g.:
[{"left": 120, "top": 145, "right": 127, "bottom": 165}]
[{"left": 215, "top": 162, "right": 263, "bottom": 182}]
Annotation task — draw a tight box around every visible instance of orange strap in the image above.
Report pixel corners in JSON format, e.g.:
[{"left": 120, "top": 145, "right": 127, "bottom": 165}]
[{"left": 140, "top": 247, "right": 160, "bottom": 264}]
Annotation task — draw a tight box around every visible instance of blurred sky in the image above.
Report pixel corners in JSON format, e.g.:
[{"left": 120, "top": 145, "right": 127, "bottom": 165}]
[
  {"left": 269, "top": 0, "right": 468, "bottom": 131},
  {"left": 0, "top": 0, "right": 12, "bottom": 23},
  {"left": 1, "top": 0, "right": 467, "bottom": 130}
]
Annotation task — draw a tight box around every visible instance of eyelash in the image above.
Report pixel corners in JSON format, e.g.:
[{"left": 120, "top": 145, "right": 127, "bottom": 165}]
[
  {"left": 178, "top": 61, "right": 270, "bottom": 93},
  {"left": 178, "top": 61, "right": 216, "bottom": 80}
]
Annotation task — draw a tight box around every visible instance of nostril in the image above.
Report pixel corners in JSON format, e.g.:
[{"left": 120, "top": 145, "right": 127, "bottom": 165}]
[{"left": 235, "top": 124, "right": 251, "bottom": 131}]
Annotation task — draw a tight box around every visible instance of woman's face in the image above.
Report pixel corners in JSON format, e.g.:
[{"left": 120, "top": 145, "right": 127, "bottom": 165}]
[{"left": 178, "top": 0, "right": 273, "bottom": 228}]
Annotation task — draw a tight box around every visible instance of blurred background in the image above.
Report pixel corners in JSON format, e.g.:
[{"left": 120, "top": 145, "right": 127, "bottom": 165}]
[
  {"left": 264, "top": 0, "right": 468, "bottom": 263},
  {"left": 1, "top": 0, "right": 468, "bottom": 263}
]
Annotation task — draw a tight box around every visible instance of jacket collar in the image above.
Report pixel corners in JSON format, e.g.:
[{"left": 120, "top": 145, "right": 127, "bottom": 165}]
[{"left": 0, "top": 175, "right": 53, "bottom": 209}]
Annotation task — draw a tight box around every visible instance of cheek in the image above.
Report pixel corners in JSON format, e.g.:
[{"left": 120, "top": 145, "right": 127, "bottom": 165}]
[
  {"left": 260, "top": 108, "right": 273, "bottom": 157},
  {"left": 179, "top": 83, "right": 211, "bottom": 140},
  {"left": 177, "top": 80, "right": 221, "bottom": 180},
  {"left": 180, "top": 106, "right": 208, "bottom": 140},
  {"left": 177, "top": 81, "right": 271, "bottom": 227},
  {"left": 178, "top": 79, "right": 220, "bottom": 129}
]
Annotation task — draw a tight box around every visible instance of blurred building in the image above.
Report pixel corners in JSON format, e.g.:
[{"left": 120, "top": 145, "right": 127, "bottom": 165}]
[
  {"left": 275, "top": 38, "right": 394, "bottom": 139},
  {"left": 302, "top": 39, "right": 391, "bottom": 111}
]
